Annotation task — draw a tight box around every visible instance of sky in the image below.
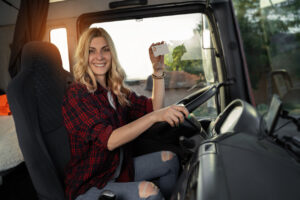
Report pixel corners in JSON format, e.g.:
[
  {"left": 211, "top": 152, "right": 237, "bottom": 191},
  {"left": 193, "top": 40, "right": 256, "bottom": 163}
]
[{"left": 91, "top": 13, "right": 202, "bottom": 80}]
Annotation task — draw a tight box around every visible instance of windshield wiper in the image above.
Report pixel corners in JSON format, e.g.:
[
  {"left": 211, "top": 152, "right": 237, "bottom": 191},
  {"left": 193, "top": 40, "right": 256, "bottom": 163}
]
[
  {"left": 278, "top": 135, "right": 300, "bottom": 161},
  {"left": 281, "top": 110, "right": 300, "bottom": 131},
  {"left": 270, "top": 110, "right": 300, "bottom": 161}
]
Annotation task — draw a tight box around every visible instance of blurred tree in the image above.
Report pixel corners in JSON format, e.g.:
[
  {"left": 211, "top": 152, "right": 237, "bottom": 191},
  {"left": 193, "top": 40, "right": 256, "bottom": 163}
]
[
  {"left": 169, "top": 44, "right": 186, "bottom": 71},
  {"left": 232, "top": 0, "right": 300, "bottom": 90},
  {"left": 165, "top": 44, "right": 203, "bottom": 75}
]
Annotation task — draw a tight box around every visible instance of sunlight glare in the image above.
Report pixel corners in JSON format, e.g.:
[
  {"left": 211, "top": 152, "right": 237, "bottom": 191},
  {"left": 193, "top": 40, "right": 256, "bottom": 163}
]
[
  {"left": 91, "top": 13, "right": 202, "bottom": 80},
  {"left": 50, "top": 28, "right": 70, "bottom": 72}
]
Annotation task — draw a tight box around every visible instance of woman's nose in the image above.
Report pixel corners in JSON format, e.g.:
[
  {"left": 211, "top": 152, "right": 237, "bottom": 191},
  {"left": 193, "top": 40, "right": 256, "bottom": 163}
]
[{"left": 96, "top": 51, "right": 103, "bottom": 59}]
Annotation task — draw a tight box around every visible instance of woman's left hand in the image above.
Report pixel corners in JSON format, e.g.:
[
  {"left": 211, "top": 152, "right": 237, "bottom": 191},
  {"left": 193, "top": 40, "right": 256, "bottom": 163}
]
[{"left": 149, "top": 42, "right": 165, "bottom": 72}]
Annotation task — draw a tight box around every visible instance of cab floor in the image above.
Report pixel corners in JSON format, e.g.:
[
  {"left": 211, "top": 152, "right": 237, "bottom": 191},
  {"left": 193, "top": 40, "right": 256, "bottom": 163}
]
[{"left": 0, "top": 163, "right": 38, "bottom": 200}]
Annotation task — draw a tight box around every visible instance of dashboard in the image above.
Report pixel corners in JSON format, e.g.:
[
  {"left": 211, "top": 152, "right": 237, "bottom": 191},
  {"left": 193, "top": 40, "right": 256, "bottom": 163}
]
[
  {"left": 173, "top": 99, "right": 300, "bottom": 200},
  {"left": 210, "top": 99, "right": 260, "bottom": 136}
]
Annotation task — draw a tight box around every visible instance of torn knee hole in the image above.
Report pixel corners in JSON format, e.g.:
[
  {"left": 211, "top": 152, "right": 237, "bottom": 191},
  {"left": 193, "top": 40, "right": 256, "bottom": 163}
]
[
  {"left": 161, "top": 151, "right": 175, "bottom": 162},
  {"left": 138, "top": 181, "right": 159, "bottom": 198}
]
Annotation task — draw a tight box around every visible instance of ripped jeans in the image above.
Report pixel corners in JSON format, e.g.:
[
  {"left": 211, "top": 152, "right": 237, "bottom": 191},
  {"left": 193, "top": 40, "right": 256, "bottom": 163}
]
[{"left": 75, "top": 151, "right": 179, "bottom": 200}]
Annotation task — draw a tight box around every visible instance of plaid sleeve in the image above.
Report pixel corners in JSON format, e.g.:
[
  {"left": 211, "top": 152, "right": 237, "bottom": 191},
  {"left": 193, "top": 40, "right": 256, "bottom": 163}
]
[
  {"left": 62, "top": 85, "right": 112, "bottom": 149},
  {"left": 128, "top": 92, "right": 153, "bottom": 121}
]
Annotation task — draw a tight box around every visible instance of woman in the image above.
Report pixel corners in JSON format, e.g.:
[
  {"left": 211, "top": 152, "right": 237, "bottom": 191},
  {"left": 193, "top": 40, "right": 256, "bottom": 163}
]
[{"left": 62, "top": 27, "right": 189, "bottom": 200}]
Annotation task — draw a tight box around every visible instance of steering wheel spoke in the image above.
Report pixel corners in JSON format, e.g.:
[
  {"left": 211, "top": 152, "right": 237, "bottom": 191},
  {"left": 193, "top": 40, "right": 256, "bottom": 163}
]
[{"left": 133, "top": 84, "right": 218, "bottom": 159}]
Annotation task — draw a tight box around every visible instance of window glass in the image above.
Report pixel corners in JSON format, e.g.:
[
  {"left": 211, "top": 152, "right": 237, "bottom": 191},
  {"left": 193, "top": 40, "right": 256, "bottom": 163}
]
[
  {"left": 50, "top": 28, "right": 70, "bottom": 72},
  {"left": 91, "top": 13, "right": 218, "bottom": 118},
  {"left": 232, "top": 0, "right": 300, "bottom": 115}
]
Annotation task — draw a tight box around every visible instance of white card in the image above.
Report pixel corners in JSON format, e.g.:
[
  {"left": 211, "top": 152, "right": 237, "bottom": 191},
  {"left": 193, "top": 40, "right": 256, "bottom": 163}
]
[{"left": 152, "top": 43, "right": 169, "bottom": 57}]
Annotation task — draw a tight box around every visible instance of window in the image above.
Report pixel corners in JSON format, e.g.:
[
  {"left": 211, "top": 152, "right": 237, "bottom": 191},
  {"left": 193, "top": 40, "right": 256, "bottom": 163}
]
[
  {"left": 232, "top": 0, "right": 300, "bottom": 115},
  {"left": 91, "top": 13, "right": 219, "bottom": 118},
  {"left": 50, "top": 28, "right": 70, "bottom": 72}
]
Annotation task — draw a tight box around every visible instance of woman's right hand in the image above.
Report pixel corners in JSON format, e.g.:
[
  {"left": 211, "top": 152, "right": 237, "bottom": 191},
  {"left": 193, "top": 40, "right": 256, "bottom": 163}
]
[
  {"left": 152, "top": 104, "right": 189, "bottom": 127},
  {"left": 108, "top": 104, "right": 189, "bottom": 151}
]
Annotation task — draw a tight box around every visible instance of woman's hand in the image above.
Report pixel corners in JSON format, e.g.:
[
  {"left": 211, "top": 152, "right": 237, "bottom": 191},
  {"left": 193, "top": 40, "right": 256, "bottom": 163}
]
[
  {"left": 108, "top": 104, "right": 189, "bottom": 151},
  {"left": 149, "top": 42, "right": 165, "bottom": 73},
  {"left": 152, "top": 104, "right": 189, "bottom": 127}
]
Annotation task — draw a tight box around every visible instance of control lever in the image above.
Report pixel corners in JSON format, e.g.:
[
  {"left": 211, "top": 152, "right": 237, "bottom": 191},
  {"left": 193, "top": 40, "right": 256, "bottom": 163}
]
[
  {"left": 179, "top": 136, "right": 195, "bottom": 149},
  {"left": 179, "top": 136, "right": 195, "bottom": 165}
]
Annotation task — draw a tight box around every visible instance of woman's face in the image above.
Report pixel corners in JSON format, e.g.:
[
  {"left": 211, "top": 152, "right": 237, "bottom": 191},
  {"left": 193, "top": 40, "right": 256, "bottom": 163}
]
[{"left": 88, "top": 36, "right": 112, "bottom": 79}]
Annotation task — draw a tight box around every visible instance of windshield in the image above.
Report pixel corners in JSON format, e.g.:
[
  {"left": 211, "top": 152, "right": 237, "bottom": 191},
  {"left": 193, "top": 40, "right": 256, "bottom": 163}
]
[
  {"left": 91, "top": 13, "right": 220, "bottom": 118},
  {"left": 232, "top": 0, "right": 300, "bottom": 116}
]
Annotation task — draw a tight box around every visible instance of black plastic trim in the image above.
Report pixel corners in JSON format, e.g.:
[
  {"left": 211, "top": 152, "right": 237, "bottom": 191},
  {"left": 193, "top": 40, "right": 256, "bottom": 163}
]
[{"left": 109, "top": 0, "right": 148, "bottom": 9}]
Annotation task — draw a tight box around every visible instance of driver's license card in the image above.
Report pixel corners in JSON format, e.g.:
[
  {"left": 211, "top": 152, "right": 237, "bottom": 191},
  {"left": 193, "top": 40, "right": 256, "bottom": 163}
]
[{"left": 152, "top": 43, "right": 169, "bottom": 57}]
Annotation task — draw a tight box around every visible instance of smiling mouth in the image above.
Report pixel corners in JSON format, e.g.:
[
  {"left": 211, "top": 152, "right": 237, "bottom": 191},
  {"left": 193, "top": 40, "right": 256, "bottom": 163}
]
[{"left": 94, "top": 63, "right": 105, "bottom": 67}]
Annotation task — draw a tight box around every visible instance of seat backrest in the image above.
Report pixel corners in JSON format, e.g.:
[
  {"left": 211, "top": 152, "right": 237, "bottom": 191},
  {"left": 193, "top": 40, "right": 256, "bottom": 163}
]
[{"left": 7, "top": 41, "right": 72, "bottom": 200}]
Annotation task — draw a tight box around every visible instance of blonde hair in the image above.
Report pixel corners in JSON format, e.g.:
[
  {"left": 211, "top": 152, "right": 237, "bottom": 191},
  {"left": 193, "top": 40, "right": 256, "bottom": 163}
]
[{"left": 73, "top": 27, "right": 131, "bottom": 107}]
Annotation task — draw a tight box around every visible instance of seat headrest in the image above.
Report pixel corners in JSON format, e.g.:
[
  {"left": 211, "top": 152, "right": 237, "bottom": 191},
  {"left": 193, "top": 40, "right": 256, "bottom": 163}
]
[
  {"left": 20, "top": 41, "right": 69, "bottom": 133},
  {"left": 21, "top": 41, "right": 63, "bottom": 73}
]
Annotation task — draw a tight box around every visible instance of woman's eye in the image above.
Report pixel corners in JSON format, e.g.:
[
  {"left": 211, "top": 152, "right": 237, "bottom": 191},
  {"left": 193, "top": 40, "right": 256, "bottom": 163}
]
[
  {"left": 103, "top": 47, "right": 110, "bottom": 52},
  {"left": 89, "top": 49, "right": 95, "bottom": 54}
]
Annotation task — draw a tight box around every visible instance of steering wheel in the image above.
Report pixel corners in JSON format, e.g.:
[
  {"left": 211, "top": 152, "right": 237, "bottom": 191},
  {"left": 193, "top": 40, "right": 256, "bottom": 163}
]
[
  {"left": 151, "top": 84, "right": 218, "bottom": 131},
  {"left": 178, "top": 84, "right": 217, "bottom": 136},
  {"left": 133, "top": 84, "right": 218, "bottom": 158},
  {"left": 177, "top": 84, "right": 217, "bottom": 112}
]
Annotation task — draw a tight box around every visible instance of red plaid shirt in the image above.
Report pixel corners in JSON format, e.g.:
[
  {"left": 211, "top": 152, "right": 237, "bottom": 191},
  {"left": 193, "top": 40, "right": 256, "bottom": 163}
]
[{"left": 62, "top": 83, "right": 153, "bottom": 200}]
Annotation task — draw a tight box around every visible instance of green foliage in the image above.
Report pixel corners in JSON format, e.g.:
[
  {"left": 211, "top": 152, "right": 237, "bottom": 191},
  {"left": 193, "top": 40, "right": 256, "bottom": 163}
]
[
  {"left": 167, "top": 44, "right": 186, "bottom": 71},
  {"left": 164, "top": 44, "right": 203, "bottom": 75},
  {"left": 232, "top": 0, "right": 300, "bottom": 89}
]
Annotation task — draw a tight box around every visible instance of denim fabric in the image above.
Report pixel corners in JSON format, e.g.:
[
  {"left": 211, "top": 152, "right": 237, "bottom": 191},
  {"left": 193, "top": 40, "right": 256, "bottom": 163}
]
[
  {"left": 134, "top": 151, "right": 179, "bottom": 199},
  {"left": 75, "top": 151, "right": 179, "bottom": 200}
]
